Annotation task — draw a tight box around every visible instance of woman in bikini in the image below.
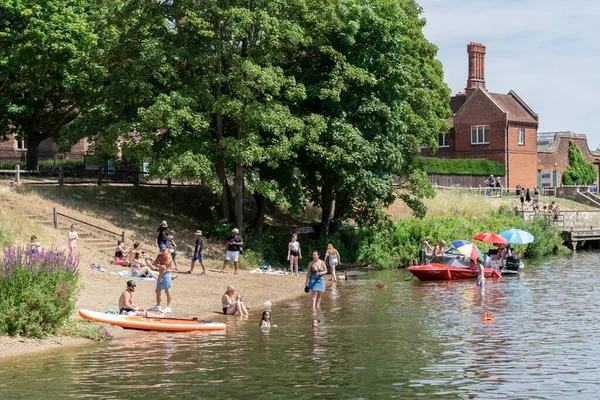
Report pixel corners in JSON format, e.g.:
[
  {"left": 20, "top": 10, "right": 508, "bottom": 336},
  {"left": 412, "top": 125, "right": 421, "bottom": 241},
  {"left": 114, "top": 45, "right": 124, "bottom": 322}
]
[
  {"left": 287, "top": 233, "right": 302, "bottom": 276},
  {"left": 324, "top": 243, "right": 340, "bottom": 282},
  {"left": 305, "top": 250, "right": 328, "bottom": 313},
  {"left": 222, "top": 285, "right": 249, "bottom": 316}
]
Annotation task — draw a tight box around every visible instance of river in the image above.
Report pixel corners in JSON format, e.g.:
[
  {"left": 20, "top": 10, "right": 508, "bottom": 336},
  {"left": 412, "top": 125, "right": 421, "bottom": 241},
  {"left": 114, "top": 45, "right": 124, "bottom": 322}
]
[{"left": 1, "top": 252, "right": 599, "bottom": 399}]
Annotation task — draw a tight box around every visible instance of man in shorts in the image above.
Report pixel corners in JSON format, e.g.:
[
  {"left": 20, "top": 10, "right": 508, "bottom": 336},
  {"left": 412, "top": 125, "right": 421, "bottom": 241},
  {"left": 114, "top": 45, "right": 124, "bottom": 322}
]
[
  {"left": 148, "top": 244, "right": 176, "bottom": 313},
  {"left": 118, "top": 280, "right": 145, "bottom": 315},
  {"left": 188, "top": 230, "right": 206, "bottom": 274},
  {"left": 221, "top": 228, "right": 243, "bottom": 274}
]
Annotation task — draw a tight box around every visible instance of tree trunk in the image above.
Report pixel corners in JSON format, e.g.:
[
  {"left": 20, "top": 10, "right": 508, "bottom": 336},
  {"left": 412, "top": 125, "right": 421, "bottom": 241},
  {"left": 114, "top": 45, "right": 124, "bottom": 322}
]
[
  {"left": 25, "top": 132, "right": 40, "bottom": 171},
  {"left": 234, "top": 161, "right": 244, "bottom": 230},
  {"left": 321, "top": 186, "right": 335, "bottom": 236},
  {"left": 215, "top": 161, "right": 233, "bottom": 222},
  {"left": 253, "top": 193, "right": 266, "bottom": 237}
]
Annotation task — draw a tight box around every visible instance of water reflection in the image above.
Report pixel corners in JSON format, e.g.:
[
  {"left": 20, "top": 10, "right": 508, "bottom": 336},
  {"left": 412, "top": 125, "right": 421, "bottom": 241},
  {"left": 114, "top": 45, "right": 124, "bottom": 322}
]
[{"left": 3, "top": 254, "right": 600, "bottom": 398}]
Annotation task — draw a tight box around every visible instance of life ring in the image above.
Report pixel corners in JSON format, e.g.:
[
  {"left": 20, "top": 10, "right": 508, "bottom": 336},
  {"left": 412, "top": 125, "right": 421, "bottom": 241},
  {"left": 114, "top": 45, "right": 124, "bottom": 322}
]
[{"left": 480, "top": 313, "right": 495, "bottom": 322}]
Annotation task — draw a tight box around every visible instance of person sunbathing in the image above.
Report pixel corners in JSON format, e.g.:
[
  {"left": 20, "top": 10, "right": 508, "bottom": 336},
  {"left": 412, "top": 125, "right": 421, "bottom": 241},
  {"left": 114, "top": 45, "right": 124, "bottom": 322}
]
[{"left": 130, "top": 253, "right": 159, "bottom": 279}]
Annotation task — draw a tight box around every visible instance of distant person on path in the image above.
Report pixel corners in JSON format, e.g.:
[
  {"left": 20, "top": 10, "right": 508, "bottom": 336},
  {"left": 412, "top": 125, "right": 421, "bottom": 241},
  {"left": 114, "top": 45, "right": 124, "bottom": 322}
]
[
  {"left": 520, "top": 190, "right": 525, "bottom": 210},
  {"left": 420, "top": 237, "right": 433, "bottom": 264},
  {"left": 29, "top": 235, "right": 42, "bottom": 254},
  {"left": 221, "top": 228, "right": 243, "bottom": 274},
  {"left": 324, "top": 243, "right": 340, "bottom": 282},
  {"left": 259, "top": 311, "right": 277, "bottom": 328},
  {"left": 287, "top": 233, "right": 302, "bottom": 276},
  {"left": 155, "top": 221, "right": 169, "bottom": 250},
  {"left": 550, "top": 201, "right": 560, "bottom": 224},
  {"left": 188, "top": 230, "right": 206, "bottom": 275},
  {"left": 495, "top": 177, "right": 503, "bottom": 195},
  {"left": 432, "top": 240, "right": 446, "bottom": 257},
  {"left": 167, "top": 235, "right": 179, "bottom": 272},
  {"left": 305, "top": 250, "right": 327, "bottom": 313},
  {"left": 485, "top": 175, "right": 495, "bottom": 195},
  {"left": 118, "top": 280, "right": 145, "bottom": 315},
  {"left": 222, "top": 285, "right": 249, "bottom": 316},
  {"left": 68, "top": 224, "right": 78, "bottom": 257},
  {"left": 525, "top": 188, "right": 531, "bottom": 204},
  {"left": 148, "top": 244, "right": 176, "bottom": 313}
]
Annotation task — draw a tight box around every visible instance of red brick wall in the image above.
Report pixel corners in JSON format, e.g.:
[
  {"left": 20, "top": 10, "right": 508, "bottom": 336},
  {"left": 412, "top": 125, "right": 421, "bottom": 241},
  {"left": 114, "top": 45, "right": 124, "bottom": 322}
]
[
  {"left": 507, "top": 124, "right": 538, "bottom": 188},
  {"left": 0, "top": 134, "right": 88, "bottom": 161},
  {"left": 422, "top": 128, "right": 456, "bottom": 158},
  {"left": 453, "top": 89, "right": 507, "bottom": 165}
]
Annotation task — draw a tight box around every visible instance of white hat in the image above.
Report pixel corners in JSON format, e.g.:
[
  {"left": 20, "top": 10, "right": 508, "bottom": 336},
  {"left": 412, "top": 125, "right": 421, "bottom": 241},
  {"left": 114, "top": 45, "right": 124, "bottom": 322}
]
[
  {"left": 232, "top": 228, "right": 240, "bottom": 234},
  {"left": 168, "top": 235, "right": 173, "bottom": 239},
  {"left": 161, "top": 221, "right": 168, "bottom": 227},
  {"left": 194, "top": 230, "right": 202, "bottom": 236}
]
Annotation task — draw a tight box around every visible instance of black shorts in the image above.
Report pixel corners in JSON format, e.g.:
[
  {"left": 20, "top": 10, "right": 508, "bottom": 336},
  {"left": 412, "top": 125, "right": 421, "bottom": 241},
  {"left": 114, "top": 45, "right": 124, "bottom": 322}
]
[
  {"left": 223, "top": 307, "right": 228, "bottom": 314},
  {"left": 290, "top": 251, "right": 299, "bottom": 257},
  {"left": 120, "top": 307, "right": 136, "bottom": 315}
]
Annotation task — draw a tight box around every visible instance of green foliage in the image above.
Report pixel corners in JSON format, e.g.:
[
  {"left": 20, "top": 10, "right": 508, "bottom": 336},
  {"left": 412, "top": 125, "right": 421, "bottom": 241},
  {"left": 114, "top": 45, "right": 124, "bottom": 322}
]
[
  {"left": 0, "top": 248, "right": 79, "bottom": 338},
  {"left": 415, "top": 157, "right": 506, "bottom": 176},
  {"left": 562, "top": 141, "right": 596, "bottom": 185},
  {"left": 57, "top": 320, "right": 112, "bottom": 341}
]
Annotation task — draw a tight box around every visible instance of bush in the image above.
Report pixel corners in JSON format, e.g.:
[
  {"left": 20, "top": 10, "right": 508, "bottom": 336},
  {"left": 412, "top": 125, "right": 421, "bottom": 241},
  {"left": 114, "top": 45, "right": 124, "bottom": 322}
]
[
  {"left": 562, "top": 141, "right": 596, "bottom": 185},
  {"left": 416, "top": 157, "right": 505, "bottom": 176},
  {"left": 0, "top": 247, "right": 79, "bottom": 338}
]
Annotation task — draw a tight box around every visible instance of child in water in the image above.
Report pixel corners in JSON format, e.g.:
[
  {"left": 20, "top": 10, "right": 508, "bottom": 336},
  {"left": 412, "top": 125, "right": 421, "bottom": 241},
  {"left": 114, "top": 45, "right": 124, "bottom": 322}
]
[
  {"left": 476, "top": 258, "right": 485, "bottom": 286},
  {"left": 259, "top": 311, "right": 277, "bottom": 328},
  {"left": 312, "top": 319, "right": 319, "bottom": 328}
]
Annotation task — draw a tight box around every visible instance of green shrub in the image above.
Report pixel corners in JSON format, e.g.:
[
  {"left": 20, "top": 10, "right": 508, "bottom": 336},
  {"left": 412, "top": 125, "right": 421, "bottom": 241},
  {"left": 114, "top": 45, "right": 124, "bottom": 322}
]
[
  {"left": 0, "top": 247, "right": 79, "bottom": 338},
  {"left": 416, "top": 157, "right": 505, "bottom": 176},
  {"left": 562, "top": 141, "right": 596, "bottom": 185}
]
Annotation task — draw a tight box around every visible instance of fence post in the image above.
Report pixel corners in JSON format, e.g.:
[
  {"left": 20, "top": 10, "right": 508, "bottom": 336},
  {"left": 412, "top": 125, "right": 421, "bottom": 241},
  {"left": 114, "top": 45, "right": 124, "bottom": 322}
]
[
  {"left": 167, "top": 177, "right": 172, "bottom": 188},
  {"left": 53, "top": 207, "right": 59, "bottom": 229},
  {"left": 478, "top": 185, "right": 481, "bottom": 196},
  {"left": 98, "top": 167, "right": 103, "bottom": 187},
  {"left": 121, "top": 231, "right": 126, "bottom": 245},
  {"left": 14, "top": 164, "right": 20, "bottom": 186},
  {"left": 58, "top": 165, "right": 64, "bottom": 187}
]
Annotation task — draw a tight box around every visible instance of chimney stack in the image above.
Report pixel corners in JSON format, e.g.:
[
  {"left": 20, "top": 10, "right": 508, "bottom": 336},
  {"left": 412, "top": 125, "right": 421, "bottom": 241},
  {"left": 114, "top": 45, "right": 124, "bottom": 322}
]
[{"left": 465, "top": 42, "right": 486, "bottom": 96}]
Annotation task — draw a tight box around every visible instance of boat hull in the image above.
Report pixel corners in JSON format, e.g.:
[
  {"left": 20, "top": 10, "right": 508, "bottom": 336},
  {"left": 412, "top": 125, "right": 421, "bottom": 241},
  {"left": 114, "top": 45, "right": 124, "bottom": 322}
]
[
  {"left": 407, "top": 264, "right": 500, "bottom": 281},
  {"left": 79, "top": 309, "right": 227, "bottom": 332}
]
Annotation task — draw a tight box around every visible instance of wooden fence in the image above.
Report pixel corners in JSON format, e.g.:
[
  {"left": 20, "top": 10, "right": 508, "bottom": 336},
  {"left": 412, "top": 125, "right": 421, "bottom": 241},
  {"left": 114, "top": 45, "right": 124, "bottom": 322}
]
[{"left": 427, "top": 174, "right": 498, "bottom": 188}]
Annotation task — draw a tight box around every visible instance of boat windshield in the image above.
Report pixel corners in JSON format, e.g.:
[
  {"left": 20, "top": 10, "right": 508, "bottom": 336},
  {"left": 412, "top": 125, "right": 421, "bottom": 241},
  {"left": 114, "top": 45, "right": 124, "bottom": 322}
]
[{"left": 430, "top": 256, "right": 471, "bottom": 268}]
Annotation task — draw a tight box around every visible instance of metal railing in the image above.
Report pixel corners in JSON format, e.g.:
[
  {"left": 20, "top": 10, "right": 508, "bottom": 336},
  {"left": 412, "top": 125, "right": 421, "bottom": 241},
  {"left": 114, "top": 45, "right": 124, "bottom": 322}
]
[{"left": 53, "top": 206, "right": 126, "bottom": 243}]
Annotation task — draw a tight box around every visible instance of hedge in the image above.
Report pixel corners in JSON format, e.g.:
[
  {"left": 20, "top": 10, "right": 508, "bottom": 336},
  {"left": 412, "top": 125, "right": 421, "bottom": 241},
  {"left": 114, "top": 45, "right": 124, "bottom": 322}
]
[{"left": 415, "top": 157, "right": 505, "bottom": 176}]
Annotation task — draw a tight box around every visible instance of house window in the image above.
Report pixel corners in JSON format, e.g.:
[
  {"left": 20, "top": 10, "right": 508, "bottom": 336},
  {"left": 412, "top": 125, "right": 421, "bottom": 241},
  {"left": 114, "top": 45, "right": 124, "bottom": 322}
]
[
  {"left": 518, "top": 128, "right": 525, "bottom": 145},
  {"left": 470, "top": 125, "right": 490, "bottom": 145},
  {"left": 438, "top": 133, "right": 449, "bottom": 148},
  {"left": 14, "top": 137, "right": 26, "bottom": 151}
]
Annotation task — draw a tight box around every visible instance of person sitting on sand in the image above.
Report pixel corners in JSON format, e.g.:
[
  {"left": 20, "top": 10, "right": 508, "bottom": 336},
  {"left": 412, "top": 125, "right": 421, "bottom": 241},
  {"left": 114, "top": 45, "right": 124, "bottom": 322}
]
[
  {"left": 29, "top": 235, "right": 42, "bottom": 254},
  {"left": 114, "top": 240, "right": 130, "bottom": 266},
  {"left": 128, "top": 242, "right": 141, "bottom": 267},
  {"left": 118, "top": 280, "right": 145, "bottom": 315},
  {"left": 259, "top": 311, "right": 277, "bottom": 328},
  {"left": 130, "top": 253, "right": 159, "bottom": 279},
  {"left": 222, "top": 285, "right": 249, "bottom": 316}
]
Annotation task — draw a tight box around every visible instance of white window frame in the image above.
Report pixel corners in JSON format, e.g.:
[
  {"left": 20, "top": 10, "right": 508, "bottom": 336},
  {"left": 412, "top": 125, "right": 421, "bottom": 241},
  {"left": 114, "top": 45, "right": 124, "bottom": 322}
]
[
  {"left": 438, "top": 133, "right": 449, "bottom": 148},
  {"left": 470, "top": 125, "right": 490, "bottom": 145},
  {"left": 518, "top": 128, "right": 525, "bottom": 145},
  {"left": 14, "top": 137, "right": 27, "bottom": 151}
]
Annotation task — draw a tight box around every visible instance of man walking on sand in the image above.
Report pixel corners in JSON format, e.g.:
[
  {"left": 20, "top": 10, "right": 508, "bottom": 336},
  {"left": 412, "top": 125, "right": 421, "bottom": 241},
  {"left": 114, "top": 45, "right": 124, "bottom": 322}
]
[
  {"left": 148, "top": 244, "right": 177, "bottom": 313},
  {"left": 188, "top": 230, "right": 206, "bottom": 275},
  {"left": 221, "top": 228, "right": 243, "bottom": 274}
]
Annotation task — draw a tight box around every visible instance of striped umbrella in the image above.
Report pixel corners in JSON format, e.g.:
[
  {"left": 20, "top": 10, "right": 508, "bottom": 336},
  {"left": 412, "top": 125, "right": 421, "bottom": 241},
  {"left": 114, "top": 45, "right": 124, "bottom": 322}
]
[{"left": 450, "top": 240, "right": 484, "bottom": 262}]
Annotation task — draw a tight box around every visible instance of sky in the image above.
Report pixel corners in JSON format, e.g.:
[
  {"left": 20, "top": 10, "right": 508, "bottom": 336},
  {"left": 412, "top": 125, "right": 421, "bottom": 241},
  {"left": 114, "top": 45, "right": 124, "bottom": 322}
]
[{"left": 418, "top": 0, "right": 600, "bottom": 150}]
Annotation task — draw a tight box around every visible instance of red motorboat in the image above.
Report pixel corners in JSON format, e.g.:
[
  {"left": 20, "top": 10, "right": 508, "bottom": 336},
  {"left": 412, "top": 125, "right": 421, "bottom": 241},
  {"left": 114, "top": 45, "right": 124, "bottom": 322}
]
[{"left": 407, "top": 256, "right": 501, "bottom": 281}]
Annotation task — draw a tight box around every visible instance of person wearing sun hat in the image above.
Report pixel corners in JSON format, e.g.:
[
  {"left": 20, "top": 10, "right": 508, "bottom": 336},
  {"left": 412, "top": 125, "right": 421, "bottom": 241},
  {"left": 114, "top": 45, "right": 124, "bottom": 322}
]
[
  {"left": 155, "top": 220, "right": 169, "bottom": 250},
  {"left": 188, "top": 230, "right": 206, "bottom": 275},
  {"left": 221, "top": 228, "right": 243, "bottom": 274}
]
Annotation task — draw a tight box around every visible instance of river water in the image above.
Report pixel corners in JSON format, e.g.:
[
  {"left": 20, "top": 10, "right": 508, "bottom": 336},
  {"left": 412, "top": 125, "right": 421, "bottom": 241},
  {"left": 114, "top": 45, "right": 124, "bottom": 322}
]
[{"left": 1, "top": 252, "right": 600, "bottom": 399}]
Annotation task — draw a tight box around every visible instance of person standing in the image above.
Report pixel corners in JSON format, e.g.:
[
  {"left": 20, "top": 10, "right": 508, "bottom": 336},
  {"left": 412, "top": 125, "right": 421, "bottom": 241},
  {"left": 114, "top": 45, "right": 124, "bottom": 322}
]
[
  {"left": 287, "top": 233, "right": 302, "bottom": 276},
  {"left": 305, "top": 250, "right": 327, "bottom": 313},
  {"left": 188, "top": 230, "right": 206, "bottom": 275},
  {"left": 167, "top": 235, "right": 179, "bottom": 272},
  {"left": 148, "top": 244, "right": 176, "bottom": 313},
  {"left": 476, "top": 258, "right": 486, "bottom": 286},
  {"left": 221, "top": 228, "right": 243, "bottom": 274},
  {"left": 324, "top": 243, "right": 340, "bottom": 282},
  {"left": 419, "top": 237, "right": 433, "bottom": 265},
  {"left": 520, "top": 190, "right": 525, "bottom": 211},
  {"left": 155, "top": 221, "right": 169, "bottom": 250},
  {"left": 525, "top": 188, "right": 531, "bottom": 204},
  {"left": 68, "top": 224, "right": 78, "bottom": 257}
]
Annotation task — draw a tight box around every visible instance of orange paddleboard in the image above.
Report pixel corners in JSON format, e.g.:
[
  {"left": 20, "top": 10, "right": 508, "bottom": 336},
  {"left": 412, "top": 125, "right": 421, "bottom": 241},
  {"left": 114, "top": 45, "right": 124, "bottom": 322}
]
[{"left": 79, "top": 309, "right": 226, "bottom": 332}]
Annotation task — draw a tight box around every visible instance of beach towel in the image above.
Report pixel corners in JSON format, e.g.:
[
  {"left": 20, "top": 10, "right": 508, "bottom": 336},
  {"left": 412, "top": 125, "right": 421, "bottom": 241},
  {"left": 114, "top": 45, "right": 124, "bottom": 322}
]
[
  {"left": 110, "top": 271, "right": 156, "bottom": 281},
  {"left": 249, "top": 267, "right": 287, "bottom": 276},
  {"left": 91, "top": 263, "right": 106, "bottom": 272}
]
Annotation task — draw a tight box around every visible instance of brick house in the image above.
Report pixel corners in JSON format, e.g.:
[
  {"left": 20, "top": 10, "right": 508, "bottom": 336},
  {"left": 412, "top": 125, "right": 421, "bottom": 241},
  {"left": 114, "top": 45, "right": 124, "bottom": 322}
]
[
  {"left": 0, "top": 134, "right": 88, "bottom": 163},
  {"left": 425, "top": 42, "right": 540, "bottom": 189},
  {"left": 537, "top": 131, "right": 600, "bottom": 187}
]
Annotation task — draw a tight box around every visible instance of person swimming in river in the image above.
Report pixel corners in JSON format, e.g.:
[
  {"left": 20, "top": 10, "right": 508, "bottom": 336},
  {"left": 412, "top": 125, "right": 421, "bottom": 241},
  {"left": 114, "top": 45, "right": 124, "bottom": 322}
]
[{"left": 259, "top": 310, "right": 277, "bottom": 328}]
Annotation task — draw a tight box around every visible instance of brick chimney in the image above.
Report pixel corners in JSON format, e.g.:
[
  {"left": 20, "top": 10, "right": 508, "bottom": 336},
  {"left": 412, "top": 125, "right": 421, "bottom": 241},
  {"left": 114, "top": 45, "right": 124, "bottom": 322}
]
[{"left": 465, "top": 42, "right": 486, "bottom": 97}]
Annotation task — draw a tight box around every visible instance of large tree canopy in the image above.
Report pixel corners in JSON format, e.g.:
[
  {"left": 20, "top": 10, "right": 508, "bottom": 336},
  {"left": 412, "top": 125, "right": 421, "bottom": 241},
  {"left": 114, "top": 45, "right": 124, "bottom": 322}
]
[{"left": 0, "top": 0, "right": 104, "bottom": 169}]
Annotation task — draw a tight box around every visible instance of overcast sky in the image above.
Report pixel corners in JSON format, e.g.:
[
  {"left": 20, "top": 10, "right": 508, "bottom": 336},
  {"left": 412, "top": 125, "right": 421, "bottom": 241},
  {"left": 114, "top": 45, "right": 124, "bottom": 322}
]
[{"left": 418, "top": 0, "right": 600, "bottom": 150}]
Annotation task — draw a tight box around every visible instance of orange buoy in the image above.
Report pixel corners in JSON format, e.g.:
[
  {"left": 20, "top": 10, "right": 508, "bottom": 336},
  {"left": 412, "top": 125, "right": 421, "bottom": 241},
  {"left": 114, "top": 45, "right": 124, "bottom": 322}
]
[{"left": 480, "top": 313, "right": 495, "bottom": 322}]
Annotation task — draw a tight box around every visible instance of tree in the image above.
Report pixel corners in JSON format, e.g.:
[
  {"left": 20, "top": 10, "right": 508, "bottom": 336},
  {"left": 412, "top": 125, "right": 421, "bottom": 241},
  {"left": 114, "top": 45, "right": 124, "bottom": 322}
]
[
  {"left": 562, "top": 140, "right": 597, "bottom": 185},
  {"left": 291, "top": 0, "right": 451, "bottom": 232},
  {"left": 0, "top": 0, "right": 103, "bottom": 170}
]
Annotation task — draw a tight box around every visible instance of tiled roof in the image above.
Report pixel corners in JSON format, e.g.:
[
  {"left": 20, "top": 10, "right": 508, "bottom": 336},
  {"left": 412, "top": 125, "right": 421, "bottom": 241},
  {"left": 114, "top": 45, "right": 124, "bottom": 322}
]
[
  {"left": 450, "top": 96, "right": 466, "bottom": 114},
  {"left": 489, "top": 93, "right": 538, "bottom": 124}
]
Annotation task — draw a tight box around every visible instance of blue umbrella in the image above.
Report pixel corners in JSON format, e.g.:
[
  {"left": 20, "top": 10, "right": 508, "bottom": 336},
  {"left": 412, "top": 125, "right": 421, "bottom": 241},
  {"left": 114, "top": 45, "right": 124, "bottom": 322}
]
[{"left": 498, "top": 229, "right": 534, "bottom": 245}]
